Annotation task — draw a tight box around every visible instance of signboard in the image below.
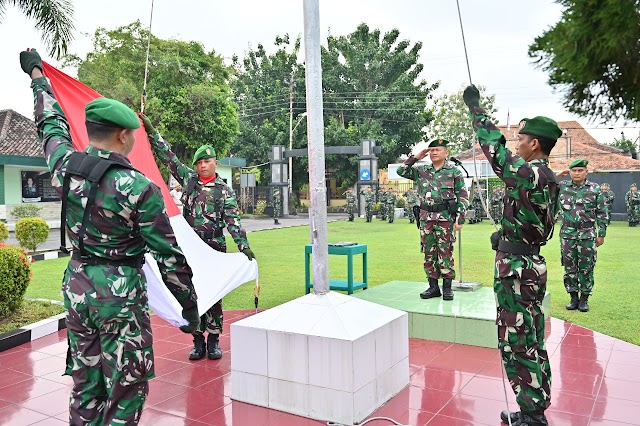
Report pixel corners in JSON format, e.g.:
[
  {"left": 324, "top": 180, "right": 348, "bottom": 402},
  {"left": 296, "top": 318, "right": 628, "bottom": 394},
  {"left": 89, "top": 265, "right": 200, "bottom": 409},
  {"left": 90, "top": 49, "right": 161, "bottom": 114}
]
[
  {"left": 21, "top": 170, "right": 60, "bottom": 203},
  {"left": 359, "top": 169, "right": 371, "bottom": 181}
]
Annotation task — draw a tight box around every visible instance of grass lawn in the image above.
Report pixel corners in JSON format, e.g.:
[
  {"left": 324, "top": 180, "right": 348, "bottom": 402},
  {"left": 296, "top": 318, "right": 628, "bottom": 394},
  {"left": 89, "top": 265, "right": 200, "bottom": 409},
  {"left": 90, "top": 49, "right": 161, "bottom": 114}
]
[
  {"left": 28, "top": 219, "right": 640, "bottom": 345},
  {"left": 0, "top": 300, "right": 65, "bottom": 334}
]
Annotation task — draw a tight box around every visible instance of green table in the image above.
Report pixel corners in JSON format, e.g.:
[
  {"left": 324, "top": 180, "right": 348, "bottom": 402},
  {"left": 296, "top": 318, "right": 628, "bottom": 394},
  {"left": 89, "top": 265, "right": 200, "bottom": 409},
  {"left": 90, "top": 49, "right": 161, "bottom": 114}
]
[{"left": 305, "top": 243, "right": 368, "bottom": 294}]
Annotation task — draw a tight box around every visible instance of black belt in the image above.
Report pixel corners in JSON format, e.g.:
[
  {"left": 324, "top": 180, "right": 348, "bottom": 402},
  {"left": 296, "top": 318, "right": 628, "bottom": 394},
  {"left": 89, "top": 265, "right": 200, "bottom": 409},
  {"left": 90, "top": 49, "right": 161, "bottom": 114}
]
[
  {"left": 498, "top": 240, "right": 540, "bottom": 256},
  {"left": 563, "top": 222, "right": 595, "bottom": 230},
  {"left": 196, "top": 229, "right": 224, "bottom": 240},
  {"left": 420, "top": 202, "right": 448, "bottom": 212},
  {"left": 72, "top": 252, "right": 145, "bottom": 268}
]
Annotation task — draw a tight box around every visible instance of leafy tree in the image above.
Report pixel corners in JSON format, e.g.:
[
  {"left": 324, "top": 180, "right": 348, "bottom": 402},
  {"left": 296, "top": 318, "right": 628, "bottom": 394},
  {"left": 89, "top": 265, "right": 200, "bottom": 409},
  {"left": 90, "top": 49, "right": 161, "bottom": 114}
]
[
  {"left": 529, "top": 0, "right": 640, "bottom": 122},
  {"left": 426, "top": 85, "right": 498, "bottom": 154},
  {"left": 321, "top": 23, "right": 438, "bottom": 186},
  {"left": 0, "top": 0, "right": 74, "bottom": 58},
  {"left": 611, "top": 132, "right": 638, "bottom": 157},
  {"left": 64, "top": 21, "right": 238, "bottom": 162}
]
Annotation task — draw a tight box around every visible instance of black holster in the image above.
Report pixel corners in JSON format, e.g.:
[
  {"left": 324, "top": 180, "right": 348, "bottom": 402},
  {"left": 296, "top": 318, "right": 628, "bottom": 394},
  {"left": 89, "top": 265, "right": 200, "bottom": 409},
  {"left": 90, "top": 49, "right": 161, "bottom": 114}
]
[{"left": 490, "top": 230, "right": 502, "bottom": 251}]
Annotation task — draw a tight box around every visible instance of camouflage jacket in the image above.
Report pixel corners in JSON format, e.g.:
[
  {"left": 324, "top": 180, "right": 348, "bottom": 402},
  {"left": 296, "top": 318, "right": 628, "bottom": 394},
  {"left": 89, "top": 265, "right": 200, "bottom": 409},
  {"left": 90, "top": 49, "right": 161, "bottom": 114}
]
[
  {"left": 360, "top": 190, "right": 374, "bottom": 204},
  {"left": 396, "top": 159, "right": 468, "bottom": 222},
  {"left": 559, "top": 180, "right": 607, "bottom": 239},
  {"left": 148, "top": 132, "right": 250, "bottom": 252},
  {"left": 344, "top": 192, "right": 357, "bottom": 205},
  {"left": 404, "top": 191, "right": 419, "bottom": 207},
  {"left": 32, "top": 77, "right": 197, "bottom": 309},
  {"left": 626, "top": 190, "right": 640, "bottom": 206},
  {"left": 490, "top": 190, "right": 504, "bottom": 206},
  {"left": 385, "top": 192, "right": 396, "bottom": 206},
  {"left": 601, "top": 189, "right": 615, "bottom": 207},
  {"left": 470, "top": 106, "right": 560, "bottom": 245}
]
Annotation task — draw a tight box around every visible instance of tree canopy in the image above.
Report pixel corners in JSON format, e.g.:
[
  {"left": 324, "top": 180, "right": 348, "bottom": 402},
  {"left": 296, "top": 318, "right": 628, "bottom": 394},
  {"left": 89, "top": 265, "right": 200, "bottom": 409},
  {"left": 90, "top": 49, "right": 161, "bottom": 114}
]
[
  {"left": 426, "top": 85, "right": 497, "bottom": 154},
  {"left": 0, "top": 0, "right": 74, "bottom": 58},
  {"left": 529, "top": 0, "right": 640, "bottom": 123},
  {"left": 65, "top": 21, "right": 238, "bottom": 161}
]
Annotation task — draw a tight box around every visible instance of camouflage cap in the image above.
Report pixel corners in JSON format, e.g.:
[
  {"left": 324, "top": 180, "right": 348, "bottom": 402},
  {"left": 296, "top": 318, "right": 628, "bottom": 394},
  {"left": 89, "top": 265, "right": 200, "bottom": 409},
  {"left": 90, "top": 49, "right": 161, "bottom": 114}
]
[
  {"left": 631, "top": 183, "right": 637, "bottom": 188},
  {"left": 518, "top": 116, "right": 562, "bottom": 141},
  {"left": 192, "top": 144, "right": 216, "bottom": 165},
  {"left": 428, "top": 138, "right": 449, "bottom": 148},
  {"left": 85, "top": 98, "right": 140, "bottom": 129},
  {"left": 569, "top": 159, "right": 588, "bottom": 169}
]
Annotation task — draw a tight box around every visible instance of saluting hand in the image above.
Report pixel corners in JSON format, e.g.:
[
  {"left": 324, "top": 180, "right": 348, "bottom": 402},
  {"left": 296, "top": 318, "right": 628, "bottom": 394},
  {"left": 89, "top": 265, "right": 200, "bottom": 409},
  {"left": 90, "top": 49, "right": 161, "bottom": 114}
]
[
  {"left": 415, "top": 148, "right": 430, "bottom": 160},
  {"left": 557, "top": 169, "right": 570, "bottom": 178}
]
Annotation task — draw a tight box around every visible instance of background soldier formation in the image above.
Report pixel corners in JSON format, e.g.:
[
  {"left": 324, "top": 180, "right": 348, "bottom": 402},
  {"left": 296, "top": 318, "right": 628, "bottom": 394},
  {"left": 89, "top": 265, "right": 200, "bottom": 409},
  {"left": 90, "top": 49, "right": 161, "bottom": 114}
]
[
  {"left": 272, "top": 187, "right": 282, "bottom": 225},
  {"left": 397, "top": 138, "right": 468, "bottom": 302},
  {"left": 404, "top": 189, "right": 419, "bottom": 223},
  {"left": 490, "top": 186, "right": 504, "bottom": 222},
  {"left": 344, "top": 189, "right": 357, "bottom": 221},
  {"left": 468, "top": 189, "right": 484, "bottom": 224},
  {"left": 140, "top": 117, "right": 256, "bottom": 362},
  {"left": 385, "top": 187, "right": 396, "bottom": 223},
  {"left": 360, "top": 186, "right": 374, "bottom": 222},
  {"left": 626, "top": 183, "right": 640, "bottom": 226},
  {"left": 557, "top": 159, "right": 607, "bottom": 313},
  {"left": 22, "top": 49, "right": 200, "bottom": 425}
]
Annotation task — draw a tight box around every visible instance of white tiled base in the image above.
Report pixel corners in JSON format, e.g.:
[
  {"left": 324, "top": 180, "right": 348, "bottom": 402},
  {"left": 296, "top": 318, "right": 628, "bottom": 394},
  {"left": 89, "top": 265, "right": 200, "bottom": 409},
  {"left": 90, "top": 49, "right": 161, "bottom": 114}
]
[{"left": 231, "top": 291, "right": 409, "bottom": 424}]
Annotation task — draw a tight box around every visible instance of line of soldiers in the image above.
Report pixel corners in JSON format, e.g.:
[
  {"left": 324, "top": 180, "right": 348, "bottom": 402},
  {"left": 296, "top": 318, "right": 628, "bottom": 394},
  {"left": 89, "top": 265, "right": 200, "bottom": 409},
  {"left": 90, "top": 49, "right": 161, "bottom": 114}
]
[{"left": 626, "top": 183, "right": 640, "bottom": 226}]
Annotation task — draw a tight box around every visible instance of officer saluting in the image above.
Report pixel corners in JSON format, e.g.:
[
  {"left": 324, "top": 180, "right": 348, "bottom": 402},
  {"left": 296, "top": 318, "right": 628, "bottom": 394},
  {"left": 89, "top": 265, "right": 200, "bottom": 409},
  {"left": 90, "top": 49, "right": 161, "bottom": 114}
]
[
  {"left": 21, "top": 48, "right": 199, "bottom": 425},
  {"left": 464, "top": 85, "right": 561, "bottom": 426}
]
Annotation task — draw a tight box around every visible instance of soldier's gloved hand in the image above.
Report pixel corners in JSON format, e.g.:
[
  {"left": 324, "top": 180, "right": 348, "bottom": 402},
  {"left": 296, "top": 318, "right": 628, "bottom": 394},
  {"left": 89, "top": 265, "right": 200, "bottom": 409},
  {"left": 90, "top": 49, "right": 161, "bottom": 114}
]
[
  {"left": 179, "top": 306, "right": 200, "bottom": 333},
  {"left": 19, "top": 48, "right": 43, "bottom": 75},
  {"left": 137, "top": 113, "right": 156, "bottom": 135},
  {"left": 463, "top": 85, "right": 480, "bottom": 109},
  {"left": 242, "top": 248, "right": 256, "bottom": 261}
]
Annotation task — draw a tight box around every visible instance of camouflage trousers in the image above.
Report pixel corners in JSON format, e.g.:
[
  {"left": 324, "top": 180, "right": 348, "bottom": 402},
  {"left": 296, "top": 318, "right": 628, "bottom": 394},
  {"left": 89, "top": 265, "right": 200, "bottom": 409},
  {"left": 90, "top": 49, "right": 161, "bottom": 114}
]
[
  {"left": 604, "top": 206, "right": 612, "bottom": 225},
  {"left": 273, "top": 200, "right": 281, "bottom": 219},
  {"left": 386, "top": 203, "right": 396, "bottom": 222},
  {"left": 407, "top": 205, "right": 416, "bottom": 223},
  {"left": 420, "top": 220, "right": 456, "bottom": 279},
  {"left": 494, "top": 251, "right": 551, "bottom": 414},
  {"left": 561, "top": 237, "right": 597, "bottom": 295},
  {"left": 379, "top": 204, "right": 387, "bottom": 220},
  {"left": 64, "top": 261, "right": 154, "bottom": 426},
  {"left": 491, "top": 204, "right": 503, "bottom": 222},
  {"left": 346, "top": 203, "right": 356, "bottom": 219},
  {"left": 197, "top": 240, "right": 226, "bottom": 335},
  {"left": 365, "top": 204, "right": 373, "bottom": 221},
  {"left": 628, "top": 205, "right": 640, "bottom": 223}
]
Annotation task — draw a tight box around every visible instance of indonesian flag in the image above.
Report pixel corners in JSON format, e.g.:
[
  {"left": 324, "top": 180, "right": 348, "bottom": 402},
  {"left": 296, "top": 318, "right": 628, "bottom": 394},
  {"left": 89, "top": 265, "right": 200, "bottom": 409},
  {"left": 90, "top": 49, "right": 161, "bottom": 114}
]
[{"left": 41, "top": 62, "right": 259, "bottom": 327}]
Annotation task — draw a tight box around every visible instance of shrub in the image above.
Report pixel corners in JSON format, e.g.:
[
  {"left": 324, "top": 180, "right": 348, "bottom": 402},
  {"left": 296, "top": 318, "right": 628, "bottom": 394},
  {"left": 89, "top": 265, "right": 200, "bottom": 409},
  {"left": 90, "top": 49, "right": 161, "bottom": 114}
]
[
  {"left": 0, "top": 222, "right": 8, "bottom": 243},
  {"left": 14, "top": 218, "right": 50, "bottom": 252},
  {"left": 0, "top": 244, "right": 31, "bottom": 318},
  {"left": 10, "top": 205, "right": 43, "bottom": 220},
  {"left": 255, "top": 199, "right": 266, "bottom": 215}
]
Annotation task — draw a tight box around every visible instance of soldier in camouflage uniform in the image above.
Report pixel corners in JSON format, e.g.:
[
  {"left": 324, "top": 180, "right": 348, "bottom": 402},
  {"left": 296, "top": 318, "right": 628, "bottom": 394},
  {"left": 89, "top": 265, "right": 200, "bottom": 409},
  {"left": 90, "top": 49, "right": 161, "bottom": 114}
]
[
  {"left": 21, "top": 49, "right": 199, "bottom": 426},
  {"left": 600, "top": 183, "right": 615, "bottom": 225},
  {"left": 490, "top": 186, "right": 504, "bottom": 222},
  {"left": 361, "top": 187, "right": 374, "bottom": 222},
  {"left": 378, "top": 187, "right": 387, "bottom": 220},
  {"left": 344, "top": 189, "right": 357, "bottom": 221},
  {"left": 272, "top": 187, "right": 282, "bottom": 225},
  {"left": 626, "top": 183, "right": 640, "bottom": 226},
  {"left": 468, "top": 190, "right": 484, "bottom": 224},
  {"left": 465, "top": 85, "right": 561, "bottom": 426},
  {"left": 140, "top": 116, "right": 255, "bottom": 362},
  {"left": 404, "top": 189, "right": 419, "bottom": 224},
  {"left": 557, "top": 159, "right": 607, "bottom": 313},
  {"left": 397, "top": 139, "right": 468, "bottom": 301},
  {"left": 386, "top": 187, "right": 397, "bottom": 223}
]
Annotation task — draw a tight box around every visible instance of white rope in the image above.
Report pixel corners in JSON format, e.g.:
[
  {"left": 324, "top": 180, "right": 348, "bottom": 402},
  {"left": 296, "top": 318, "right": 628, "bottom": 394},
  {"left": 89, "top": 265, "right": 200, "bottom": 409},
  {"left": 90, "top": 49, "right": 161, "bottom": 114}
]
[
  {"left": 140, "top": 0, "right": 155, "bottom": 113},
  {"left": 455, "top": 2, "right": 511, "bottom": 425}
]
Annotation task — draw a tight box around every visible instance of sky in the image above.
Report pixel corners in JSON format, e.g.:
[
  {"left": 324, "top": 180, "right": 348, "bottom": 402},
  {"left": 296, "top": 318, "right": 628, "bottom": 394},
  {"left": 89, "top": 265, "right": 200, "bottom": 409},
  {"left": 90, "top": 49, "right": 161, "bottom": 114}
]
[{"left": 1, "top": 0, "right": 637, "bottom": 145}]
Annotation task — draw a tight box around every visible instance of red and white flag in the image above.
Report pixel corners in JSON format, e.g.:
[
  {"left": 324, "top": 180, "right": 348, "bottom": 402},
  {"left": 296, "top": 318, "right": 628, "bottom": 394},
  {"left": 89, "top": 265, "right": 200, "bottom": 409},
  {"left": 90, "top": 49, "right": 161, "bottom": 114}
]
[{"left": 41, "top": 62, "right": 259, "bottom": 326}]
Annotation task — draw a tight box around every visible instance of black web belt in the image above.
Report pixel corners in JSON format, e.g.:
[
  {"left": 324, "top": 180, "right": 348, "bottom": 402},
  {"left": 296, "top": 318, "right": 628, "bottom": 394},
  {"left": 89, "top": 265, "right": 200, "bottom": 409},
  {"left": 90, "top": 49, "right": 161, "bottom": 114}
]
[
  {"left": 196, "top": 229, "right": 224, "bottom": 240},
  {"left": 71, "top": 252, "right": 145, "bottom": 268},
  {"left": 562, "top": 221, "right": 595, "bottom": 230},
  {"left": 498, "top": 240, "right": 541, "bottom": 256},
  {"left": 420, "top": 202, "right": 448, "bottom": 212}
]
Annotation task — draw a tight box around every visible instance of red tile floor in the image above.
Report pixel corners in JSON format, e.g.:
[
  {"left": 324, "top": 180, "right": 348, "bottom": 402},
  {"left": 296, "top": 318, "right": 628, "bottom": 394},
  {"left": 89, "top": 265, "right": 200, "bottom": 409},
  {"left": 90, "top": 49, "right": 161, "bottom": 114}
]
[{"left": 1, "top": 311, "right": 639, "bottom": 425}]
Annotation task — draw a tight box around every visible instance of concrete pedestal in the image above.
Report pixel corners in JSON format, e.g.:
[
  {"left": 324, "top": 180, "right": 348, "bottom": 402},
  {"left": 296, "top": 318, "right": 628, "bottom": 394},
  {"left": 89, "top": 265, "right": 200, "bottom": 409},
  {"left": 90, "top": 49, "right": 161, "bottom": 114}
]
[{"left": 230, "top": 291, "right": 409, "bottom": 425}]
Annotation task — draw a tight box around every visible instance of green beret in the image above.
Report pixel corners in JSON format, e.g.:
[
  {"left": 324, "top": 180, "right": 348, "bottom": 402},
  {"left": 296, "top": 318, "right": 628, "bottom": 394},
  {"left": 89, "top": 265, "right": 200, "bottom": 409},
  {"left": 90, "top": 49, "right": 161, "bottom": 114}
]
[
  {"left": 85, "top": 98, "right": 140, "bottom": 129},
  {"left": 428, "top": 138, "right": 449, "bottom": 148},
  {"left": 192, "top": 144, "right": 216, "bottom": 165},
  {"left": 569, "top": 159, "right": 588, "bottom": 169},
  {"left": 518, "top": 116, "right": 562, "bottom": 141}
]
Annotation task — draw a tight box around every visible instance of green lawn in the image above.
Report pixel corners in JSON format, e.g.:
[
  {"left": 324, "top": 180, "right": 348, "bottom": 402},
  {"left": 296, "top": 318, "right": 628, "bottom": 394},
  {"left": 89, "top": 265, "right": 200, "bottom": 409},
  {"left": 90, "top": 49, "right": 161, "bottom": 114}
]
[{"left": 28, "top": 219, "right": 640, "bottom": 345}]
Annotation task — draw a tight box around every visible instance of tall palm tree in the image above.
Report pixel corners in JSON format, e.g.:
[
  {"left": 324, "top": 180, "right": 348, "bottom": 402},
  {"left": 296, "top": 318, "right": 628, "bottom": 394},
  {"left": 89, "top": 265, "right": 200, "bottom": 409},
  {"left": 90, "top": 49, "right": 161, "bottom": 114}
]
[{"left": 0, "top": 0, "right": 75, "bottom": 59}]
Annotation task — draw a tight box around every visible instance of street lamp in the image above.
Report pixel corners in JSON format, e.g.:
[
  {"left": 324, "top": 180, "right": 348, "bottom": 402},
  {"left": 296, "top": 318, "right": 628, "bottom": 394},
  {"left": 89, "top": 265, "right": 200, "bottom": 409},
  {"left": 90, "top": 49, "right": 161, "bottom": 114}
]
[{"left": 288, "top": 112, "right": 307, "bottom": 214}]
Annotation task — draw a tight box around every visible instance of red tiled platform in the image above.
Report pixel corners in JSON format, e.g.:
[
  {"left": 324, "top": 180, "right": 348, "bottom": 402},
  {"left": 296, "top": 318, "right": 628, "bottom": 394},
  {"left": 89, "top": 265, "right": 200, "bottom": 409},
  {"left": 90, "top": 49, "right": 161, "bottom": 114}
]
[{"left": 1, "top": 312, "right": 639, "bottom": 425}]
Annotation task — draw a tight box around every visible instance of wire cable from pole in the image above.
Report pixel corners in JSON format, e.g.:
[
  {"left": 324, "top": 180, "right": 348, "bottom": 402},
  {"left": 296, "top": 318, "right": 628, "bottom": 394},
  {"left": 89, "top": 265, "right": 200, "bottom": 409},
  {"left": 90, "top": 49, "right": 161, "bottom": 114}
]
[{"left": 141, "top": 0, "right": 155, "bottom": 113}]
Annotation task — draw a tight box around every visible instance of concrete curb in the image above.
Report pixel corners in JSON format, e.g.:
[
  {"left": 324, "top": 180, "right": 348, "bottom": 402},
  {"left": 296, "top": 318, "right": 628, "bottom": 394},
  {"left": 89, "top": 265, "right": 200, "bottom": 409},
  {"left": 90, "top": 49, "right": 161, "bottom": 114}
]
[{"left": 0, "top": 310, "right": 66, "bottom": 352}]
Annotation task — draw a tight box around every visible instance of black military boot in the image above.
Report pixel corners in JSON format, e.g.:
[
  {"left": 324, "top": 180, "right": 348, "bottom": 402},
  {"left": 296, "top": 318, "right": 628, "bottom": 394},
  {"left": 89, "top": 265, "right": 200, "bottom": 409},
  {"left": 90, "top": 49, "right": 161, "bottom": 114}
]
[
  {"left": 420, "top": 278, "right": 441, "bottom": 299},
  {"left": 189, "top": 334, "right": 206, "bottom": 360},
  {"left": 349, "top": 215, "right": 354, "bottom": 222},
  {"left": 442, "top": 278, "right": 454, "bottom": 301},
  {"left": 500, "top": 410, "right": 520, "bottom": 423},
  {"left": 511, "top": 412, "right": 548, "bottom": 425},
  {"left": 565, "top": 291, "right": 579, "bottom": 310},
  {"left": 274, "top": 218, "right": 280, "bottom": 225},
  {"left": 207, "top": 334, "right": 223, "bottom": 360},
  {"left": 578, "top": 293, "right": 590, "bottom": 312}
]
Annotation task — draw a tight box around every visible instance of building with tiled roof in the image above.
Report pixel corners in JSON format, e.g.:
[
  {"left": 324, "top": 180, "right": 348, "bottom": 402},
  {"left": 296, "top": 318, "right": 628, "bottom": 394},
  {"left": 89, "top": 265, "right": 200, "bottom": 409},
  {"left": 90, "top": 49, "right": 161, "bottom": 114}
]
[{"left": 0, "top": 109, "right": 42, "bottom": 158}]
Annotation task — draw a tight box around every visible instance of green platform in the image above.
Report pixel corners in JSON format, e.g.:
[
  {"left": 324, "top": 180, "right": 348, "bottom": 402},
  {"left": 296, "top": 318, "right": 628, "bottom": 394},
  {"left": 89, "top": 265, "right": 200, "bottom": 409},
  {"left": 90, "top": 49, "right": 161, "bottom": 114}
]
[{"left": 352, "top": 281, "right": 551, "bottom": 348}]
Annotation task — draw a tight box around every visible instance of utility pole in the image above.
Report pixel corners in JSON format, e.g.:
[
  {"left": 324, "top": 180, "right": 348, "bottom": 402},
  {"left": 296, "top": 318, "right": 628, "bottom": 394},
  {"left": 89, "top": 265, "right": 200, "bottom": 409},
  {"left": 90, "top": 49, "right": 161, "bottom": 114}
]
[{"left": 287, "top": 74, "right": 294, "bottom": 216}]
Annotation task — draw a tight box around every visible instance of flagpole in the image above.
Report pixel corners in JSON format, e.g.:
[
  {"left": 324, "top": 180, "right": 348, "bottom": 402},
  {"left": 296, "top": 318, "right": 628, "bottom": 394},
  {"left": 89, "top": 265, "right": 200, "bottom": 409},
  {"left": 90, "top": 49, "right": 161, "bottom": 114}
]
[{"left": 141, "top": 0, "right": 154, "bottom": 113}]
